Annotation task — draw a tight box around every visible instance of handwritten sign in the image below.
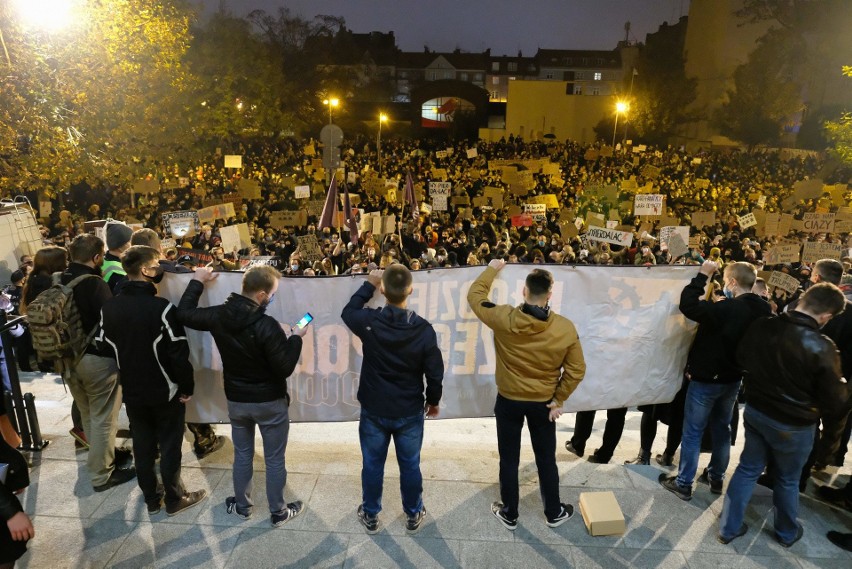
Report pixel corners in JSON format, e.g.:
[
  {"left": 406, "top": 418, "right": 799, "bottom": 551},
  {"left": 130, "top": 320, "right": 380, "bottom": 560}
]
[
  {"left": 765, "top": 243, "right": 801, "bottom": 265},
  {"left": 586, "top": 227, "right": 633, "bottom": 247},
  {"left": 269, "top": 210, "right": 307, "bottom": 228},
  {"left": 802, "top": 212, "right": 835, "bottom": 233},
  {"left": 691, "top": 211, "right": 716, "bottom": 229},
  {"left": 738, "top": 213, "right": 757, "bottom": 229},
  {"left": 801, "top": 241, "right": 843, "bottom": 263},
  {"left": 768, "top": 271, "right": 801, "bottom": 294},
  {"left": 197, "top": 202, "right": 235, "bottom": 224},
  {"left": 161, "top": 211, "right": 200, "bottom": 238},
  {"left": 429, "top": 182, "right": 452, "bottom": 196},
  {"left": 294, "top": 185, "right": 311, "bottom": 199},
  {"left": 634, "top": 194, "right": 664, "bottom": 216}
]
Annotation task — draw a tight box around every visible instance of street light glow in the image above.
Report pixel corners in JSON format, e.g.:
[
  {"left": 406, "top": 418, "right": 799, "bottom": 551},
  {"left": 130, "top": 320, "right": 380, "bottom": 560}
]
[
  {"left": 379, "top": 113, "right": 388, "bottom": 123},
  {"left": 323, "top": 98, "right": 339, "bottom": 108},
  {"left": 616, "top": 101, "right": 629, "bottom": 114},
  {"left": 13, "top": 0, "right": 78, "bottom": 32}
]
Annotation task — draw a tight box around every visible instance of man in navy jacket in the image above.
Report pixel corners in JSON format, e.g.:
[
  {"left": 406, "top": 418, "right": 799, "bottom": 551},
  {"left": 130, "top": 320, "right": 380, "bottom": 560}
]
[{"left": 342, "top": 264, "right": 444, "bottom": 535}]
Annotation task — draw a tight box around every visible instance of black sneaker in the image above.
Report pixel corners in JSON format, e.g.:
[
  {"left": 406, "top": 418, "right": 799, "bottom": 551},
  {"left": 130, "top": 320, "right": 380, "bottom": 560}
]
[
  {"left": 491, "top": 501, "right": 518, "bottom": 531},
  {"left": 625, "top": 452, "right": 650, "bottom": 465},
  {"left": 718, "top": 523, "right": 748, "bottom": 544},
  {"left": 93, "top": 467, "right": 137, "bottom": 492},
  {"left": 564, "top": 440, "right": 584, "bottom": 458},
  {"left": 146, "top": 485, "right": 164, "bottom": 514},
  {"left": 827, "top": 530, "right": 852, "bottom": 552},
  {"left": 587, "top": 452, "right": 609, "bottom": 464},
  {"left": 114, "top": 447, "right": 133, "bottom": 470},
  {"left": 775, "top": 523, "right": 804, "bottom": 548},
  {"left": 406, "top": 507, "right": 426, "bottom": 535},
  {"left": 195, "top": 435, "right": 226, "bottom": 459},
  {"left": 272, "top": 501, "right": 304, "bottom": 527},
  {"left": 225, "top": 496, "right": 252, "bottom": 520},
  {"left": 546, "top": 503, "right": 574, "bottom": 528},
  {"left": 698, "top": 468, "right": 723, "bottom": 494},
  {"left": 357, "top": 504, "right": 379, "bottom": 534},
  {"left": 816, "top": 485, "right": 852, "bottom": 511},
  {"left": 659, "top": 474, "right": 692, "bottom": 501},
  {"left": 166, "top": 490, "right": 208, "bottom": 516}
]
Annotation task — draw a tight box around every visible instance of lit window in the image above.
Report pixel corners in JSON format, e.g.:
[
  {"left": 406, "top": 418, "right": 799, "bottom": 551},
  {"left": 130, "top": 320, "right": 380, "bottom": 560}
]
[
  {"left": 574, "top": 85, "right": 583, "bottom": 95},
  {"left": 492, "top": 62, "right": 500, "bottom": 71},
  {"left": 492, "top": 76, "right": 500, "bottom": 85},
  {"left": 594, "top": 72, "right": 602, "bottom": 81}
]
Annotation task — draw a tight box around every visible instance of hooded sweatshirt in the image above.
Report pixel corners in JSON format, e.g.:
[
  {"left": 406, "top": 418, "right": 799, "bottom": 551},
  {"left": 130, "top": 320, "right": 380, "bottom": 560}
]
[{"left": 342, "top": 281, "right": 444, "bottom": 418}]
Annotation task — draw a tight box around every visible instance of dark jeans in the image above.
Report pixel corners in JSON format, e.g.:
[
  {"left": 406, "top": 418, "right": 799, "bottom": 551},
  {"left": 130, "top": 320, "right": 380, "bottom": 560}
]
[
  {"left": 125, "top": 398, "right": 186, "bottom": 505},
  {"left": 495, "top": 394, "right": 561, "bottom": 520},
  {"left": 571, "top": 407, "right": 628, "bottom": 462},
  {"left": 186, "top": 422, "right": 217, "bottom": 451},
  {"left": 359, "top": 407, "right": 425, "bottom": 517}
]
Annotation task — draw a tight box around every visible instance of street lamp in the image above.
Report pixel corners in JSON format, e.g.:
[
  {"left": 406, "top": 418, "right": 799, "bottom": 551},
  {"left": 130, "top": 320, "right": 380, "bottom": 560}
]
[
  {"left": 322, "top": 97, "right": 339, "bottom": 124},
  {"left": 377, "top": 112, "right": 388, "bottom": 174},
  {"left": 12, "top": 0, "right": 78, "bottom": 32},
  {"left": 612, "top": 100, "right": 628, "bottom": 148}
]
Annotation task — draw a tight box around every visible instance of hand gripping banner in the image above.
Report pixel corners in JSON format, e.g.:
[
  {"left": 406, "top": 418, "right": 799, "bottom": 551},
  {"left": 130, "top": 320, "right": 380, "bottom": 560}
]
[{"left": 157, "top": 265, "right": 698, "bottom": 423}]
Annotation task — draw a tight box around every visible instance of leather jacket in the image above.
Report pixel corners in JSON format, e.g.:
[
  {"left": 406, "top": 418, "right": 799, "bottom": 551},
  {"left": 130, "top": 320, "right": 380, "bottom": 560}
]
[{"left": 738, "top": 311, "right": 850, "bottom": 426}]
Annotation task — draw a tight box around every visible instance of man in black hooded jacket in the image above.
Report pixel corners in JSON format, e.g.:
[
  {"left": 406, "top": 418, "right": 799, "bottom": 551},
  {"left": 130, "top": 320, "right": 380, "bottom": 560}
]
[{"left": 178, "top": 265, "right": 308, "bottom": 528}]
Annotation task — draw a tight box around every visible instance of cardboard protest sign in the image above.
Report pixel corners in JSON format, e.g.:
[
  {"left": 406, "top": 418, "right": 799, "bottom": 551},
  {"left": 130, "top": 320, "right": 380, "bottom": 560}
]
[
  {"left": 162, "top": 211, "right": 200, "bottom": 238},
  {"left": 432, "top": 196, "right": 448, "bottom": 211},
  {"left": 236, "top": 178, "right": 262, "bottom": 200},
  {"left": 542, "top": 162, "right": 561, "bottom": 176},
  {"left": 304, "top": 143, "right": 316, "bottom": 157},
  {"left": 466, "top": 148, "right": 478, "bottom": 159},
  {"left": 659, "top": 226, "right": 690, "bottom": 249},
  {"left": 695, "top": 178, "right": 710, "bottom": 189},
  {"left": 802, "top": 212, "right": 835, "bottom": 233},
  {"left": 691, "top": 211, "right": 715, "bottom": 229},
  {"left": 621, "top": 178, "right": 639, "bottom": 192},
  {"left": 765, "top": 243, "right": 801, "bottom": 265},
  {"left": 584, "top": 149, "right": 600, "bottom": 161},
  {"left": 778, "top": 213, "right": 793, "bottom": 236},
  {"left": 792, "top": 179, "right": 824, "bottom": 201},
  {"left": 801, "top": 241, "right": 843, "bottom": 263},
  {"left": 294, "top": 185, "right": 311, "bottom": 199},
  {"left": 559, "top": 221, "right": 578, "bottom": 238},
  {"left": 197, "top": 202, "right": 235, "bottom": 224},
  {"left": 835, "top": 218, "right": 852, "bottom": 233},
  {"left": 585, "top": 211, "right": 606, "bottom": 228},
  {"left": 431, "top": 168, "right": 448, "bottom": 180},
  {"left": 641, "top": 164, "right": 661, "bottom": 179},
  {"left": 483, "top": 186, "right": 504, "bottom": 199},
  {"left": 528, "top": 194, "right": 559, "bottom": 209},
  {"left": 451, "top": 195, "right": 470, "bottom": 206},
  {"left": 224, "top": 155, "right": 242, "bottom": 169},
  {"left": 586, "top": 227, "right": 633, "bottom": 247},
  {"left": 688, "top": 235, "right": 702, "bottom": 249},
  {"left": 507, "top": 205, "right": 523, "bottom": 217},
  {"left": 737, "top": 213, "right": 757, "bottom": 229},
  {"left": 269, "top": 210, "right": 307, "bottom": 228},
  {"left": 691, "top": 157, "right": 702, "bottom": 165},
  {"left": 634, "top": 194, "right": 664, "bottom": 216},
  {"left": 222, "top": 193, "right": 243, "bottom": 207},
  {"left": 220, "top": 223, "right": 252, "bottom": 252},
  {"left": 768, "top": 271, "right": 801, "bottom": 294},
  {"left": 667, "top": 233, "right": 689, "bottom": 258},
  {"left": 524, "top": 203, "right": 547, "bottom": 222},
  {"left": 429, "top": 181, "right": 452, "bottom": 196},
  {"left": 133, "top": 179, "right": 159, "bottom": 195},
  {"left": 296, "top": 234, "right": 323, "bottom": 262}
]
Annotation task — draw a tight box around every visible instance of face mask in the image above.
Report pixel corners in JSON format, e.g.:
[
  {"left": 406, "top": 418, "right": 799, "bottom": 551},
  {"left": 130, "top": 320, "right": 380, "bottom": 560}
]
[
  {"left": 538, "top": 240, "right": 546, "bottom": 247},
  {"left": 290, "top": 264, "right": 299, "bottom": 272},
  {"left": 470, "top": 223, "right": 477, "bottom": 228},
  {"left": 723, "top": 282, "right": 734, "bottom": 300},
  {"left": 144, "top": 266, "right": 165, "bottom": 284},
  {"left": 263, "top": 292, "right": 275, "bottom": 308}
]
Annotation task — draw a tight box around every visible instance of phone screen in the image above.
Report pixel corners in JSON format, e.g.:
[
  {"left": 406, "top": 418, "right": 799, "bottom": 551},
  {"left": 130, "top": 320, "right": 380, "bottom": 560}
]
[{"left": 296, "top": 313, "right": 313, "bottom": 329}]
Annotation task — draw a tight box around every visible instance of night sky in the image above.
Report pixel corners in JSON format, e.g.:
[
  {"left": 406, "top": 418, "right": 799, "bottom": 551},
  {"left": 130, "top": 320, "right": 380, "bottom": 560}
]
[{"left": 198, "top": 0, "right": 691, "bottom": 54}]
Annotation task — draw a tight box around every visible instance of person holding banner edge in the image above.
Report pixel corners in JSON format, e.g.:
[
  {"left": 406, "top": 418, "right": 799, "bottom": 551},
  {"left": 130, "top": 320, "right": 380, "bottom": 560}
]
[{"left": 468, "top": 259, "right": 586, "bottom": 530}]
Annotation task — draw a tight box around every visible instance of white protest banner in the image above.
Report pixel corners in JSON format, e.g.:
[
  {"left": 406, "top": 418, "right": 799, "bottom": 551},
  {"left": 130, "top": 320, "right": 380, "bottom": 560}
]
[
  {"left": 737, "top": 213, "right": 757, "bottom": 229},
  {"left": 768, "top": 271, "right": 801, "bottom": 294},
  {"left": 294, "top": 185, "right": 311, "bottom": 199},
  {"left": 429, "top": 181, "right": 452, "bottom": 196},
  {"left": 239, "top": 256, "right": 282, "bottom": 270},
  {"left": 802, "top": 241, "right": 843, "bottom": 263},
  {"left": 586, "top": 227, "right": 633, "bottom": 247},
  {"left": 466, "top": 148, "right": 478, "bottom": 159},
  {"left": 157, "top": 265, "right": 697, "bottom": 423},
  {"left": 802, "top": 212, "right": 835, "bottom": 233},
  {"left": 432, "top": 196, "right": 448, "bottom": 211},
  {"left": 634, "top": 194, "right": 664, "bottom": 216},
  {"left": 224, "top": 155, "right": 242, "bottom": 169},
  {"left": 161, "top": 211, "right": 200, "bottom": 238}
]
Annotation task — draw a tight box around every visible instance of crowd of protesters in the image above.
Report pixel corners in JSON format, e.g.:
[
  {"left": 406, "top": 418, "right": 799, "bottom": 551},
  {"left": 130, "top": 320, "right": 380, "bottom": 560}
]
[{"left": 2, "top": 133, "right": 852, "bottom": 564}]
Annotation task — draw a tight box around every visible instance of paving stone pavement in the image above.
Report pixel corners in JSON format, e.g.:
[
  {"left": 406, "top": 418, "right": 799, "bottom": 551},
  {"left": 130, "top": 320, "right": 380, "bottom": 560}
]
[{"left": 10, "top": 370, "right": 852, "bottom": 568}]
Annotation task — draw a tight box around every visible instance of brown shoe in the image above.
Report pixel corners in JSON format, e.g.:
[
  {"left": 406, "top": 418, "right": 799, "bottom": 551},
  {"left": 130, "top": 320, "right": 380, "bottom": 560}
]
[
  {"left": 166, "top": 490, "right": 208, "bottom": 516},
  {"left": 69, "top": 428, "right": 89, "bottom": 450}
]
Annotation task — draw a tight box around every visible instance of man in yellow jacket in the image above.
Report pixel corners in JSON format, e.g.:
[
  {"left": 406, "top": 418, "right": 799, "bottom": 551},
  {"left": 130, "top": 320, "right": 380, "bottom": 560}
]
[{"left": 468, "top": 259, "right": 586, "bottom": 530}]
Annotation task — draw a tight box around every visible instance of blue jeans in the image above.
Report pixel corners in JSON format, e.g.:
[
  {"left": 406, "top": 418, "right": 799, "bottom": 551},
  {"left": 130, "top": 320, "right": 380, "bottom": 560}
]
[
  {"left": 359, "top": 408, "right": 425, "bottom": 517},
  {"left": 676, "top": 380, "right": 740, "bottom": 488},
  {"left": 720, "top": 406, "right": 815, "bottom": 542},
  {"left": 228, "top": 399, "right": 290, "bottom": 516}
]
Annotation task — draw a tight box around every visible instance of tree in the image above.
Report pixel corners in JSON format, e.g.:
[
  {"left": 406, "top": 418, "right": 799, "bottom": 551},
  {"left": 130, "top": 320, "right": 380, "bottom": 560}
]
[
  {"left": 627, "top": 22, "right": 697, "bottom": 144},
  {"left": 713, "top": 30, "right": 804, "bottom": 148},
  {"left": 824, "top": 66, "right": 852, "bottom": 165},
  {"left": 0, "top": 0, "right": 196, "bottom": 191}
]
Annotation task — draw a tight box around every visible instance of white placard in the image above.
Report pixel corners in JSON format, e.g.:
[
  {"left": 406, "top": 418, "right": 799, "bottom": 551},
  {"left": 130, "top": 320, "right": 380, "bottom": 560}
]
[
  {"left": 294, "top": 185, "right": 311, "bottom": 199},
  {"left": 586, "top": 227, "right": 633, "bottom": 247},
  {"left": 634, "top": 194, "right": 664, "bottom": 216},
  {"left": 224, "top": 155, "right": 242, "bottom": 169},
  {"left": 737, "top": 213, "right": 757, "bottom": 229}
]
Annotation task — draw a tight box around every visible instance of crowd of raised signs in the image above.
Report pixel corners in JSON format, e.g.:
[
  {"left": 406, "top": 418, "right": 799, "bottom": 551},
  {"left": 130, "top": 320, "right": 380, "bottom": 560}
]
[{"left": 13, "top": 134, "right": 852, "bottom": 307}]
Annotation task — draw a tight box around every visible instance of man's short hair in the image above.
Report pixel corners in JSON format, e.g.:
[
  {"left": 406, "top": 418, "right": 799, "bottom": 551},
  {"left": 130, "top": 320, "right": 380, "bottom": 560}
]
[
  {"left": 382, "top": 264, "right": 412, "bottom": 304},
  {"left": 724, "top": 261, "right": 756, "bottom": 289},
  {"left": 814, "top": 258, "right": 843, "bottom": 285},
  {"left": 130, "top": 228, "right": 162, "bottom": 251},
  {"left": 242, "top": 265, "right": 280, "bottom": 295},
  {"left": 525, "top": 269, "right": 553, "bottom": 297},
  {"left": 800, "top": 282, "right": 846, "bottom": 316},
  {"left": 69, "top": 234, "right": 104, "bottom": 263},
  {"left": 121, "top": 246, "right": 160, "bottom": 276},
  {"left": 799, "top": 283, "right": 846, "bottom": 316}
]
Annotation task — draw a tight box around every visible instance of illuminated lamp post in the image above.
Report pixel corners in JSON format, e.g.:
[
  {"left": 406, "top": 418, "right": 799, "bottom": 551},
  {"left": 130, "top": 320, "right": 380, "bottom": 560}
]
[
  {"left": 612, "top": 100, "right": 628, "bottom": 148},
  {"left": 377, "top": 112, "right": 388, "bottom": 174},
  {"left": 322, "top": 97, "right": 339, "bottom": 125}
]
